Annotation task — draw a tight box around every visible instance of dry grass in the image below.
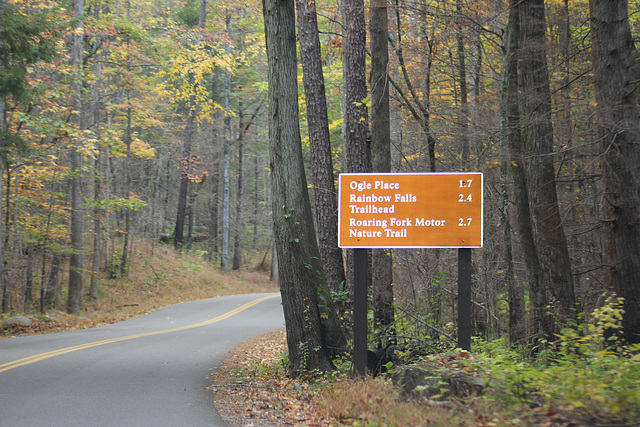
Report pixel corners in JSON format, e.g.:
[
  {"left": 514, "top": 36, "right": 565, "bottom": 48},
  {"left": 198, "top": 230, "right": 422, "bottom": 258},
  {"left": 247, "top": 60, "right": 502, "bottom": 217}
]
[
  {"left": 83, "top": 241, "right": 279, "bottom": 325},
  {"left": 315, "top": 378, "right": 469, "bottom": 426},
  {"left": 2, "top": 239, "right": 279, "bottom": 336}
]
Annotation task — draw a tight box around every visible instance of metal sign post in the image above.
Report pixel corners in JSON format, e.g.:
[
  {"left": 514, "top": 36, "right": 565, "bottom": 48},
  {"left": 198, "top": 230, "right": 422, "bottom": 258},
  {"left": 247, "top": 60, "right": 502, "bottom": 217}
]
[
  {"left": 353, "top": 248, "right": 368, "bottom": 376},
  {"left": 458, "top": 248, "right": 472, "bottom": 351}
]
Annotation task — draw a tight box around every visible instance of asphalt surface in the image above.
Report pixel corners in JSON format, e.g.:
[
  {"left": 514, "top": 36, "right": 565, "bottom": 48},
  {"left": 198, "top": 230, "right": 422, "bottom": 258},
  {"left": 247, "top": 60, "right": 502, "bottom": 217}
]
[{"left": 0, "top": 293, "right": 284, "bottom": 427}]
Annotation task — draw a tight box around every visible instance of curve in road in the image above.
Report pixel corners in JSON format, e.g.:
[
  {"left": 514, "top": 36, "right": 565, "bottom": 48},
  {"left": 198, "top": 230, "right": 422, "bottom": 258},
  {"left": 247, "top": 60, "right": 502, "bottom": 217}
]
[{"left": 0, "top": 293, "right": 284, "bottom": 427}]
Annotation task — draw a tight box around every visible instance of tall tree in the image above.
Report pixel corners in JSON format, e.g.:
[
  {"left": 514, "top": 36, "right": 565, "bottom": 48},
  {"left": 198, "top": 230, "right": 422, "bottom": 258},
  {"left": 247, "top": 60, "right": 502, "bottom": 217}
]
[
  {"left": 455, "top": 0, "right": 470, "bottom": 168},
  {"left": 519, "top": 0, "right": 576, "bottom": 327},
  {"left": 590, "top": 0, "right": 640, "bottom": 343},
  {"left": 174, "top": 0, "right": 207, "bottom": 250},
  {"left": 67, "top": 0, "right": 86, "bottom": 315},
  {"left": 369, "top": 0, "right": 394, "bottom": 340},
  {"left": 221, "top": 12, "right": 232, "bottom": 272},
  {"left": 342, "top": 0, "right": 369, "bottom": 174},
  {"left": 342, "top": 0, "right": 369, "bottom": 305},
  {"left": 295, "top": 0, "right": 346, "bottom": 298},
  {"left": 232, "top": 99, "right": 248, "bottom": 271},
  {"left": 263, "top": 0, "right": 334, "bottom": 375},
  {"left": 501, "top": 8, "right": 527, "bottom": 344}
]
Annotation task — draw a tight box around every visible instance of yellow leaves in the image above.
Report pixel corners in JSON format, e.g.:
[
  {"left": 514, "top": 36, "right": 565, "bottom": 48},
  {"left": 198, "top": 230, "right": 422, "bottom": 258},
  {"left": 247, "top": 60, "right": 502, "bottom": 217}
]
[{"left": 130, "top": 136, "right": 156, "bottom": 160}]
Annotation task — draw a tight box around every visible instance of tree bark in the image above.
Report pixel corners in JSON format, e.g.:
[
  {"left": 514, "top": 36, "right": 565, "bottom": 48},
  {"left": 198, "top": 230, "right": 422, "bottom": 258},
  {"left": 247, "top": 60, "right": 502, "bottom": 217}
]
[
  {"left": 505, "top": 0, "right": 549, "bottom": 338},
  {"left": 295, "top": 0, "right": 346, "bottom": 298},
  {"left": 370, "top": 0, "right": 394, "bottom": 342},
  {"left": 263, "top": 0, "right": 335, "bottom": 375},
  {"left": 590, "top": 0, "right": 640, "bottom": 343},
  {"left": 500, "top": 12, "right": 527, "bottom": 344},
  {"left": 342, "top": 0, "right": 369, "bottom": 174},
  {"left": 221, "top": 13, "right": 232, "bottom": 272},
  {"left": 67, "top": 0, "right": 85, "bottom": 315},
  {"left": 232, "top": 100, "right": 245, "bottom": 270},
  {"left": 342, "top": 0, "right": 370, "bottom": 304},
  {"left": 519, "top": 0, "right": 576, "bottom": 327},
  {"left": 175, "top": 2, "right": 207, "bottom": 250},
  {"left": 456, "top": 0, "right": 470, "bottom": 169}
]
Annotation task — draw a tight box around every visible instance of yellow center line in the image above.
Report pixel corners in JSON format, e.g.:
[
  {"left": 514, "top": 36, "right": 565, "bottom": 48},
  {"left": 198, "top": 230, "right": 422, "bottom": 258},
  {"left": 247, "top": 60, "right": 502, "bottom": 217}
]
[{"left": 0, "top": 294, "right": 278, "bottom": 373}]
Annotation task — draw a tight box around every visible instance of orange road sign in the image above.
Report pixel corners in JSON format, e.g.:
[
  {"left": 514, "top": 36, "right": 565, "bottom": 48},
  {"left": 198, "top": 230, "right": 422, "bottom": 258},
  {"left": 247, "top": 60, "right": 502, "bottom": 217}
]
[{"left": 338, "top": 172, "right": 483, "bottom": 248}]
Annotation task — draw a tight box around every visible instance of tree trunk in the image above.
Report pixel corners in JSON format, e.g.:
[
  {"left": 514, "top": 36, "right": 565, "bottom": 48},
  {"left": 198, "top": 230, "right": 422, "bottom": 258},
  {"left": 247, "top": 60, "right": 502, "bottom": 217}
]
[
  {"left": 23, "top": 250, "right": 34, "bottom": 313},
  {"left": 500, "top": 15, "right": 526, "bottom": 344},
  {"left": 44, "top": 254, "right": 63, "bottom": 309},
  {"left": 120, "top": 92, "right": 132, "bottom": 275},
  {"left": 175, "top": 93, "right": 194, "bottom": 250},
  {"left": 175, "top": 3, "right": 207, "bottom": 250},
  {"left": 589, "top": 0, "right": 640, "bottom": 343},
  {"left": 0, "top": 90, "right": 5, "bottom": 314},
  {"left": 232, "top": 100, "right": 245, "bottom": 271},
  {"left": 342, "top": 0, "right": 370, "bottom": 303},
  {"left": 67, "top": 0, "right": 85, "bottom": 315},
  {"left": 342, "top": 0, "right": 369, "bottom": 174},
  {"left": 370, "top": 0, "right": 394, "bottom": 342},
  {"left": 263, "top": 0, "right": 334, "bottom": 375},
  {"left": 295, "top": 0, "right": 346, "bottom": 298},
  {"left": 505, "top": 0, "right": 547, "bottom": 338},
  {"left": 220, "top": 14, "right": 232, "bottom": 273},
  {"left": 208, "top": 161, "right": 220, "bottom": 261},
  {"left": 456, "top": 0, "right": 470, "bottom": 169},
  {"left": 519, "top": 0, "right": 575, "bottom": 327}
]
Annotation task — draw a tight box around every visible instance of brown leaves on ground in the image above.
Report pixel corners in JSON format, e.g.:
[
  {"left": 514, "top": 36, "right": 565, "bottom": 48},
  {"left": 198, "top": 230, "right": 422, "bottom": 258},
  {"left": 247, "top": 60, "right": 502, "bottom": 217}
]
[
  {"left": 0, "top": 313, "right": 99, "bottom": 338},
  {"left": 210, "top": 329, "right": 331, "bottom": 426}
]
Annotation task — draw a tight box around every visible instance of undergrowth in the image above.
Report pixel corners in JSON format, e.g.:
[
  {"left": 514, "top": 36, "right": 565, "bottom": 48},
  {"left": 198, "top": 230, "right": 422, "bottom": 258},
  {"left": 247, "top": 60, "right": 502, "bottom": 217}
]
[{"left": 293, "top": 294, "right": 640, "bottom": 425}]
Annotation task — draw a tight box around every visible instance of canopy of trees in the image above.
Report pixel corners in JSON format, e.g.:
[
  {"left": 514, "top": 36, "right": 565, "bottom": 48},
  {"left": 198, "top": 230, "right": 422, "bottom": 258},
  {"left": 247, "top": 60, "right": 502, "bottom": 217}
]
[{"left": 2, "top": 0, "right": 640, "bottom": 371}]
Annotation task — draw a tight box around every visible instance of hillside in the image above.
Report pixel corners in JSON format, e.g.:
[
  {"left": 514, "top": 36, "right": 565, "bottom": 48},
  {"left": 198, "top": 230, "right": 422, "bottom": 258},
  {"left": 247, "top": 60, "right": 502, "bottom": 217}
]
[{"left": 1, "top": 241, "right": 279, "bottom": 338}]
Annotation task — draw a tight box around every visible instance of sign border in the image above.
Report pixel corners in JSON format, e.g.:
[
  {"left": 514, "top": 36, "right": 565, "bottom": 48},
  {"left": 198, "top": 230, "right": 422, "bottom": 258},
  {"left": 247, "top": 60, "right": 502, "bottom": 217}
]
[{"left": 338, "top": 172, "right": 484, "bottom": 249}]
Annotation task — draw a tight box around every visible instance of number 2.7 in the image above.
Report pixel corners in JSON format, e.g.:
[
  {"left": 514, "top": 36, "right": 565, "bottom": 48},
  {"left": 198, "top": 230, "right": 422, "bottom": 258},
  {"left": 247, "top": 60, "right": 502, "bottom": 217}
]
[
  {"left": 459, "top": 179, "right": 473, "bottom": 188},
  {"left": 458, "top": 218, "right": 473, "bottom": 227}
]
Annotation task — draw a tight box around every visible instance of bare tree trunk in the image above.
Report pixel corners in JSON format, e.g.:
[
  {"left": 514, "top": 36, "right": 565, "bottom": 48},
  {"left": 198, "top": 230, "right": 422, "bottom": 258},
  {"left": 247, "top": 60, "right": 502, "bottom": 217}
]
[
  {"left": 456, "top": 0, "right": 470, "bottom": 169},
  {"left": 44, "top": 254, "right": 63, "bottom": 309},
  {"left": 590, "top": 0, "right": 640, "bottom": 343},
  {"left": 505, "top": 0, "right": 546, "bottom": 338},
  {"left": 342, "top": 0, "right": 370, "bottom": 300},
  {"left": 295, "top": 0, "right": 346, "bottom": 296},
  {"left": 500, "top": 16, "right": 526, "bottom": 344},
  {"left": 519, "top": 0, "right": 575, "bottom": 327},
  {"left": 175, "top": 2, "right": 207, "bottom": 250},
  {"left": 0, "top": 89, "right": 5, "bottom": 314},
  {"left": 232, "top": 100, "right": 245, "bottom": 270},
  {"left": 120, "top": 96, "right": 132, "bottom": 275},
  {"left": 270, "top": 241, "right": 278, "bottom": 282},
  {"left": 67, "top": 0, "right": 85, "bottom": 315},
  {"left": 220, "top": 14, "right": 232, "bottom": 273},
  {"left": 23, "top": 250, "right": 34, "bottom": 313},
  {"left": 370, "top": 0, "right": 394, "bottom": 342},
  {"left": 263, "top": 0, "right": 335, "bottom": 375}
]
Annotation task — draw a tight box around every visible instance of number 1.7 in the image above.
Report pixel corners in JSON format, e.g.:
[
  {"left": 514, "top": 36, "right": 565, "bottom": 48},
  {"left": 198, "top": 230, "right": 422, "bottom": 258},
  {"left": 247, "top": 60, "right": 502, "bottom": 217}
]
[{"left": 459, "top": 179, "right": 473, "bottom": 188}]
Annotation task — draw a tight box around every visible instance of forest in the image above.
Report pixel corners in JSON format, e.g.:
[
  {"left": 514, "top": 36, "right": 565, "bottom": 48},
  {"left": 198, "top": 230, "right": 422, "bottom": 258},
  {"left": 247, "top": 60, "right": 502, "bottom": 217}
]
[{"left": 2, "top": 0, "right": 640, "bottom": 382}]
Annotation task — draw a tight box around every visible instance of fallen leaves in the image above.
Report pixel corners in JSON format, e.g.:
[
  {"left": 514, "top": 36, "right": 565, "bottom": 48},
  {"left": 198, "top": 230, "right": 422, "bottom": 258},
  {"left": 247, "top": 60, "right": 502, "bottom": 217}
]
[{"left": 210, "top": 329, "right": 330, "bottom": 426}]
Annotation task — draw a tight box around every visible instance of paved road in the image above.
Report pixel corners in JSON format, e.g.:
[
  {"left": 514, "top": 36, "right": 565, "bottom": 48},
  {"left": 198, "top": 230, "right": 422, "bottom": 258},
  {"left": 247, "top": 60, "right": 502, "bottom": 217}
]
[{"left": 0, "top": 293, "right": 284, "bottom": 427}]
